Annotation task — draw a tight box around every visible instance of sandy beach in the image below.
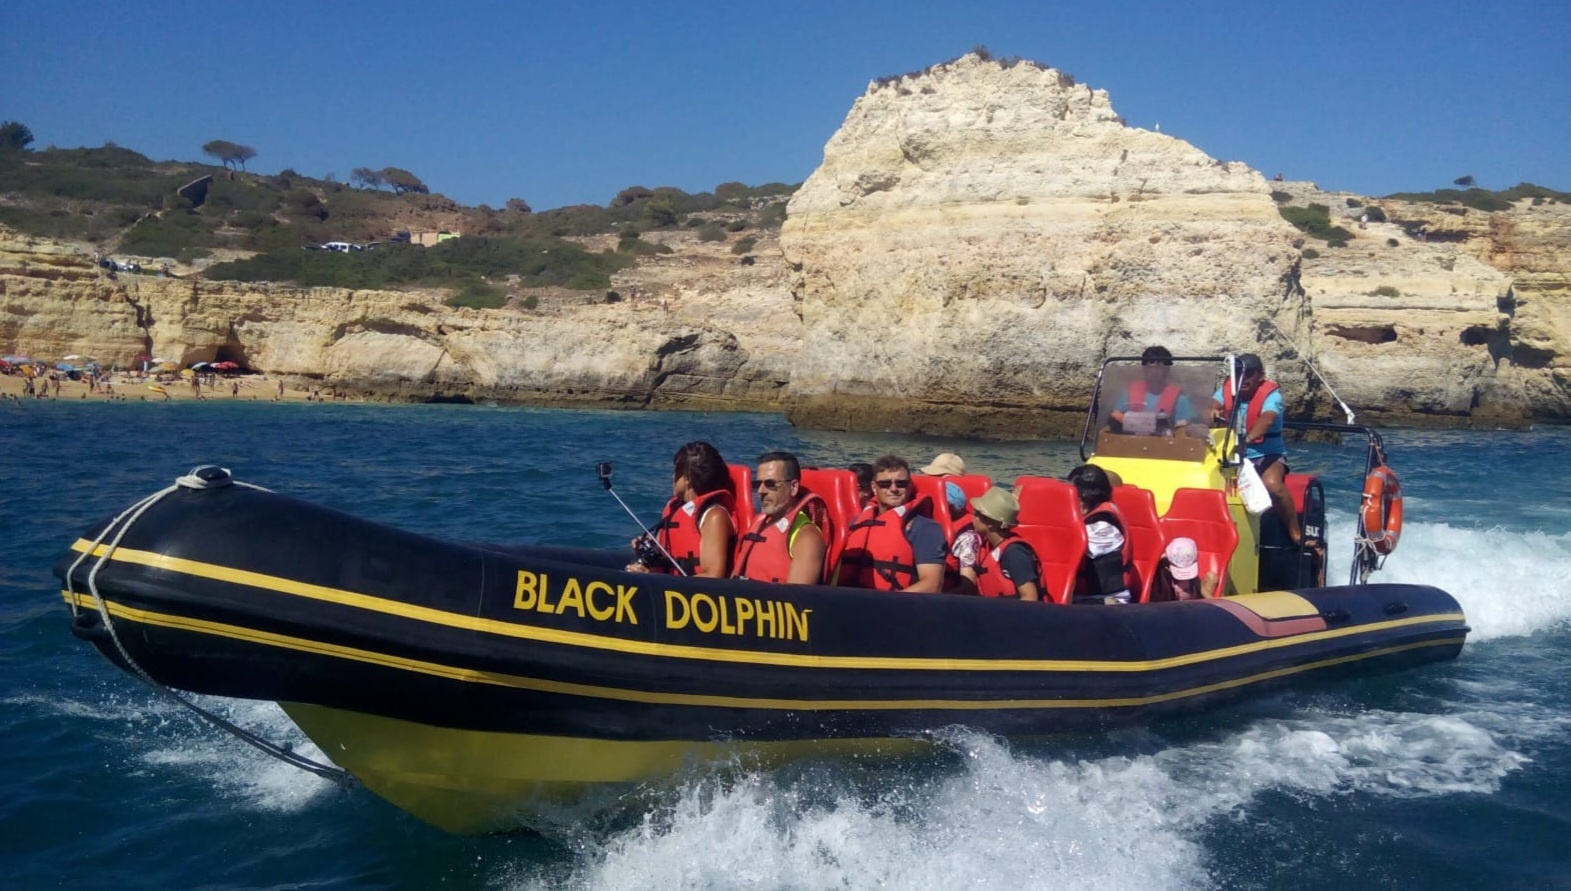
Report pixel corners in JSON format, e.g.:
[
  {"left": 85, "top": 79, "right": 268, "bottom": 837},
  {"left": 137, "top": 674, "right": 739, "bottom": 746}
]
[{"left": 0, "top": 371, "right": 364, "bottom": 405}]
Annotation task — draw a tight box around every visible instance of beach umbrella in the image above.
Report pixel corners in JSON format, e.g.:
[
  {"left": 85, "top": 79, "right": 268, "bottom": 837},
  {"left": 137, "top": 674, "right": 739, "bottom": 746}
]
[
  {"left": 191, "top": 361, "right": 211, "bottom": 369},
  {"left": 56, "top": 362, "right": 77, "bottom": 372},
  {"left": 2, "top": 355, "right": 32, "bottom": 364}
]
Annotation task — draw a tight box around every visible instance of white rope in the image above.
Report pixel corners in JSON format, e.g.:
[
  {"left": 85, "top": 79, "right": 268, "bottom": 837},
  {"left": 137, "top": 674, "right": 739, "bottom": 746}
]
[
  {"left": 64, "top": 468, "right": 354, "bottom": 787},
  {"left": 1266, "top": 319, "right": 1357, "bottom": 424}
]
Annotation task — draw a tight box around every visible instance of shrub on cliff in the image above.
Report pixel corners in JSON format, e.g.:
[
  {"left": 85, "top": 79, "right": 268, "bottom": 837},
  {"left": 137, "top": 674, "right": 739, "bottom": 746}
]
[
  {"left": 698, "top": 224, "right": 726, "bottom": 242},
  {"left": 731, "top": 236, "right": 757, "bottom": 255},
  {"left": 1278, "top": 203, "right": 1354, "bottom": 246}
]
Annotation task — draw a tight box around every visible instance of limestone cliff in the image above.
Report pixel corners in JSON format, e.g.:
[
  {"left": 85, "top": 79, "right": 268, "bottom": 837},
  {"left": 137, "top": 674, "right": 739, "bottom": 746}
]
[
  {"left": 3, "top": 52, "right": 1567, "bottom": 434},
  {"left": 0, "top": 227, "right": 798, "bottom": 411},
  {"left": 780, "top": 54, "right": 1311, "bottom": 436}
]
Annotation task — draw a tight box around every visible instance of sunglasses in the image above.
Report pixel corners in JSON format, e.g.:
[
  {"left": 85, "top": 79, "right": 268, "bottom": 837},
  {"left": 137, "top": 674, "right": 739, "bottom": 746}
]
[
  {"left": 755, "top": 478, "right": 796, "bottom": 490},
  {"left": 875, "top": 478, "right": 912, "bottom": 490}
]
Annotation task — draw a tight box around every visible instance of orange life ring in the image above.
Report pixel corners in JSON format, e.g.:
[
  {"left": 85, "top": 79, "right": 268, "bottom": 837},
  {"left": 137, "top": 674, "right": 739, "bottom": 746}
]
[{"left": 1360, "top": 466, "right": 1403, "bottom": 555}]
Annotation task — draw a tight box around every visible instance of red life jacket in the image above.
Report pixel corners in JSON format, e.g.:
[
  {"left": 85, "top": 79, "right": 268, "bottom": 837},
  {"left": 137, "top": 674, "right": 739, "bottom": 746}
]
[
  {"left": 973, "top": 535, "right": 1041, "bottom": 598},
  {"left": 655, "top": 489, "right": 735, "bottom": 575},
  {"left": 1074, "top": 500, "right": 1136, "bottom": 597},
  {"left": 942, "top": 510, "right": 974, "bottom": 590},
  {"left": 1221, "top": 378, "right": 1280, "bottom": 444},
  {"left": 1128, "top": 381, "right": 1181, "bottom": 417},
  {"left": 839, "top": 495, "right": 933, "bottom": 591},
  {"left": 733, "top": 492, "right": 828, "bottom": 584}
]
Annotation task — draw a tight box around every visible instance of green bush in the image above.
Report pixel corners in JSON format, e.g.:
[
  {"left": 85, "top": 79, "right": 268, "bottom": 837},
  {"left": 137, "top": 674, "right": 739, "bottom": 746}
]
[
  {"left": 725, "top": 219, "right": 747, "bottom": 232},
  {"left": 1279, "top": 203, "right": 1355, "bottom": 246},
  {"left": 1386, "top": 238, "right": 1400, "bottom": 247},
  {"left": 1346, "top": 197, "right": 1363, "bottom": 208},
  {"left": 120, "top": 210, "right": 216, "bottom": 256},
  {"left": 1301, "top": 248, "right": 1320, "bottom": 259},
  {"left": 1270, "top": 191, "right": 1292, "bottom": 203},
  {"left": 731, "top": 236, "right": 757, "bottom": 255},
  {"left": 1372, "top": 285, "right": 1400, "bottom": 297},
  {"left": 520, "top": 294, "right": 539, "bottom": 310},
  {"left": 697, "top": 224, "right": 726, "bottom": 242},
  {"left": 445, "top": 278, "right": 507, "bottom": 309}
]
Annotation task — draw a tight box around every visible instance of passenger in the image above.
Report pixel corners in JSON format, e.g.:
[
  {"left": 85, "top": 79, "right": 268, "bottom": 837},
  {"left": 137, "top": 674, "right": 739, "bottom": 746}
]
[
  {"left": 732, "top": 451, "right": 828, "bottom": 584},
  {"left": 628, "top": 441, "right": 736, "bottom": 578},
  {"left": 941, "top": 482, "right": 984, "bottom": 591},
  {"left": 848, "top": 462, "right": 875, "bottom": 508},
  {"left": 1148, "top": 537, "right": 1219, "bottom": 602},
  {"left": 1110, "top": 345, "right": 1194, "bottom": 434},
  {"left": 1210, "top": 353, "right": 1302, "bottom": 544},
  {"left": 919, "top": 452, "right": 966, "bottom": 477},
  {"left": 958, "top": 488, "right": 1042, "bottom": 601},
  {"left": 1066, "top": 464, "right": 1135, "bottom": 604},
  {"left": 917, "top": 452, "right": 980, "bottom": 590},
  {"left": 838, "top": 455, "right": 947, "bottom": 593}
]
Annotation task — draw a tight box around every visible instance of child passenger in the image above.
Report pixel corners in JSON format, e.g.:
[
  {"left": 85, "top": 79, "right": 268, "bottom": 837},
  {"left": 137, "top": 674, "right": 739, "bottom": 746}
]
[{"left": 1149, "top": 537, "right": 1219, "bottom": 601}]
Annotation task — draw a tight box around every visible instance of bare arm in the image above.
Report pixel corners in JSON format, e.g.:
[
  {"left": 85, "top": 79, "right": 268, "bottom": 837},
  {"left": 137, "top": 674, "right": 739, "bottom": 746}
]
[
  {"left": 696, "top": 507, "right": 734, "bottom": 579},
  {"left": 786, "top": 524, "right": 827, "bottom": 585},
  {"left": 902, "top": 562, "right": 944, "bottom": 594}
]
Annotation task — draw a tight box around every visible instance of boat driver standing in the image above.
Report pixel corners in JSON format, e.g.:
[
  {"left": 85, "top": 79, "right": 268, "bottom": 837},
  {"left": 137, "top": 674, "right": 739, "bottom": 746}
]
[
  {"left": 1211, "top": 353, "right": 1302, "bottom": 545},
  {"left": 731, "top": 451, "right": 828, "bottom": 584},
  {"left": 838, "top": 456, "right": 947, "bottom": 593}
]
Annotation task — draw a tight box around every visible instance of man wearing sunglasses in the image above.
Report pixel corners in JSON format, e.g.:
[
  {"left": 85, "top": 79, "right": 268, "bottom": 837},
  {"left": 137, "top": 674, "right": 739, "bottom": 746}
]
[
  {"left": 1110, "top": 345, "right": 1194, "bottom": 434},
  {"left": 732, "top": 451, "right": 828, "bottom": 584},
  {"left": 838, "top": 455, "right": 947, "bottom": 593}
]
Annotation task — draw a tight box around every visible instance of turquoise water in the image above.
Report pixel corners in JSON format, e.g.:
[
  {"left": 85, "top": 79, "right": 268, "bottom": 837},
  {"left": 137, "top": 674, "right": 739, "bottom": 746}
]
[{"left": 2, "top": 399, "right": 1567, "bottom": 890}]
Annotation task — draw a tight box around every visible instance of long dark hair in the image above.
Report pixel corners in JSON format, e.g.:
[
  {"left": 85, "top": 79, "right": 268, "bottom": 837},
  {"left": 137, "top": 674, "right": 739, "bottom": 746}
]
[
  {"left": 1067, "top": 464, "right": 1113, "bottom": 511},
  {"left": 673, "top": 441, "right": 730, "bottom": 495}
]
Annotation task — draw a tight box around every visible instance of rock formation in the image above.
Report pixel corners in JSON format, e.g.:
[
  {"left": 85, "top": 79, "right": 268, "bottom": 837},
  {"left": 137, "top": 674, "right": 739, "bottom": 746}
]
[{"left": 3, "top": 53, "right": 1566, "bottom": 434}]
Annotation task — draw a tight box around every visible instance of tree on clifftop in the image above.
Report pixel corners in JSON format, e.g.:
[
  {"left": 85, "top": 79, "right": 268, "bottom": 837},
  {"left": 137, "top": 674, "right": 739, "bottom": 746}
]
[
  {"left": 379, "top": 167, "right": 429, "bottom": 195},
  {"left": 203, "top": 139, "right": 257, "bottom": 171},
  {"left": 0, "top": 121, "right": 35, "bottom": 152},
  {"left": 350, "top": 166, "right": 386, "bottom": 190}
]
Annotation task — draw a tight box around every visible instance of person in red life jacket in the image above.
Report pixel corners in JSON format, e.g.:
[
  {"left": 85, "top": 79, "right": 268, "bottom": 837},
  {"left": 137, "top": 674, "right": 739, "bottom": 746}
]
[
  {"left": 917, "top": 452, "right": 982, "bottom": 592},
  {"left": 1148, "top": 536, "right": 1219, "bottom": 602},
  {"left": 1110, "top": 345, "right": 1195, "bottom": 434},
  {"left": 732, "top": 451, "right": 827, "bottom": 585},
  {"left": 1067, "top": 464, "right": 1135, "bottom": 604},
  {"left": 1209, "top": 352, "right": 1302, "bottom": 545},
  {"left": 627, "top": 441, "right": 736, "bottom": 578},
  {"left": 838, "top": 455, "right": 947, "bottom": 593},
  {"left": 957, "top": 487, "right": 1042, "bottom": 601},
  {"left": 848, "top": 462, "right": 875, "bottom": 509}
]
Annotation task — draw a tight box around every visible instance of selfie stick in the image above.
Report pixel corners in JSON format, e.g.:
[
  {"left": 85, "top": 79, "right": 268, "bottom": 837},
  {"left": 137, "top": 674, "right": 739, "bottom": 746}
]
[{"left": 596, "top": 463, "right": 689, "bottom": 576}]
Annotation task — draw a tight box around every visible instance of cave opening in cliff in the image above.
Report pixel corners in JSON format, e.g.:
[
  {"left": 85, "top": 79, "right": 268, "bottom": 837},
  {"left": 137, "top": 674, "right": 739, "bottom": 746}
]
[{"left": 1325, "top": 325, "right": 1398, "bottom": 345}]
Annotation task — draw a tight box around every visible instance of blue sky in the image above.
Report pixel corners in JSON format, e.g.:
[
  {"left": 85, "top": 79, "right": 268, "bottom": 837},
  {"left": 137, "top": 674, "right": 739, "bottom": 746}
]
[{"left": 4, "top": 1, "right": 1566, "bottom": 211}]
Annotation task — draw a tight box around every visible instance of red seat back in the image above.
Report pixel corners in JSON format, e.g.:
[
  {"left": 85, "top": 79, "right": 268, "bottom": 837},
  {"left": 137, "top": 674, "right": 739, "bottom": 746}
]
[
  {"left": 1011, "top": 477, "right": 1088, "bottom": 604},
  {"left": 1284, "top": 472, "right": 1315, "bottom": 514},
  {"left": 1013, "top": 523, "right": 1087, "bottom": 605},
  {"left": 1113, "top": 485, "right": 1164, "bottom": 602},
  {"left": 798, "top": 467, "right": 858, "bottom": 570},
  {"left": 947, "top": 474, "right": 994, "bottom": 501},
  {"left": 911, "top": 475, "right": 955, "bottom": 544},
  {"left": 726, "top": 464, "right": 756, "bottom": 533},
  {"left": 1159, "top": 487, "right": 1238, "bottom": 596}
]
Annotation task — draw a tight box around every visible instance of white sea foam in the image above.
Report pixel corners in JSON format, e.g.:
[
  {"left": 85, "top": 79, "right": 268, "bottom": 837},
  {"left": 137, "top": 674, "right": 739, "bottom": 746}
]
[
  {"left": 503, "top": 701, "right": 1543, "bottom": 891},
  {"left": 1324, "top": 510, "right": 1571, "bottom": 641}
]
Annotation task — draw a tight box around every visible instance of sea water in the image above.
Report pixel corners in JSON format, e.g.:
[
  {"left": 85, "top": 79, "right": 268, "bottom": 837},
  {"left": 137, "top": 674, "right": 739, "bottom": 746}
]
[{"left": 1, "top": 400, "right": 1566, "bottom": 890}]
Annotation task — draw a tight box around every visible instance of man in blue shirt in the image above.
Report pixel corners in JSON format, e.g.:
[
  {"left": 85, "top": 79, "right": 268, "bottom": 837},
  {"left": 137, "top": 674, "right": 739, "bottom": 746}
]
[
  {"left": 1111, "top": 345, "right": 1195, "bottom": 433},
  {"left": 1210, "top": 353, "right": 1299, "bottom": 544}
]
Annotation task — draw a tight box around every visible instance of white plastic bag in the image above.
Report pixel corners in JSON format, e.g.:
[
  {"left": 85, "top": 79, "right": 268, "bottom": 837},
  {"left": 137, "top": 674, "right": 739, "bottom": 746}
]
[{"left": 1237, "top": 459, "right": 1273, "bottom": 515}]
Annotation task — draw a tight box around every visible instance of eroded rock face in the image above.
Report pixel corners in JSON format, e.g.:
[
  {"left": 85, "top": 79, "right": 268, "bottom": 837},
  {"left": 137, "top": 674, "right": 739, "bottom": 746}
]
[
  {"left": 3, "top": 53, "right": 1566, "bottom": 432},
  {"left": 0, "top": 227, "right": 797, "bottom": 412},
  {"left": 780, "top": 54, "right": 1310, "bottom": 437}
]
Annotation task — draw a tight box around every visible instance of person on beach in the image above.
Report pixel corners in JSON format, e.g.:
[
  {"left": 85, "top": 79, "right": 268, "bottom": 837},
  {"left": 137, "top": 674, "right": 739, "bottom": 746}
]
[
  {"left": 1067, "top": 464, "right": 1135, "bottom": 604},
  {"left": 838, "top": 455, "right": 946, "bottom": 593},
  {"left": 628, "top": 441, "right": 737, "bottom": 578},
  {"left": 1210, "top": 353, "right": 1301, "bottom": 545},
  {"left": 957, "top": 487, "right": 1042, "bottom": 601},
  {"left": 732, "top": 451, "right": 828, "bottom": 584}
]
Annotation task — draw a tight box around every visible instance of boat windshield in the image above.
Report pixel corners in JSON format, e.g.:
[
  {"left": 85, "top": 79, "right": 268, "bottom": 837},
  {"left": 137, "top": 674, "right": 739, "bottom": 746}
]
[{"left": 1079, "top": 356, "right": 1232, "bottom": 461}]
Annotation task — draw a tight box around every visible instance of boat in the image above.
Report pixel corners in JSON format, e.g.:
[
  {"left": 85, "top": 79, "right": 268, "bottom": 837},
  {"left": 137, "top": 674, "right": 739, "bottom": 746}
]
[{"left": 54, "top": 354, "right": 1468, "bottom": 834}]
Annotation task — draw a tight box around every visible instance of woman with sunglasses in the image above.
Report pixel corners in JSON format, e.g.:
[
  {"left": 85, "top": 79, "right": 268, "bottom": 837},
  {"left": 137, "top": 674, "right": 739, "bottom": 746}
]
[
  {"left": 630, "top": 441, "right": 737, "bottom": 578},
  {"left": 837, "top": 455, "right": 947, "bottom": 593}
]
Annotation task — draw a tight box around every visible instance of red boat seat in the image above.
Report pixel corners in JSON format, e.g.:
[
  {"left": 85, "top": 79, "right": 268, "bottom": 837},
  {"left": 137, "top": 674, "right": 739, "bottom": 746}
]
[
  {"left": 1010, "top": 477, "right": 1088, "bottom": 604},
  {"left": 726, "top": 464, "right": 756, "bottom": 534},
  {"left": 910, "top": 474, "right": 955, "bottom": 544},
  {"left": 798, "top": 466, "right": 859, "bottom": 571},
  {"left": 1285, "top": 472, "right": 1315, "bottom": 514},
  {"left": 1113, "top": 485, "right": 1164, "bottom": 603},
  {"left": 1159, "top": 487, "right": 1238, "bottom": 596},
  {"left": 947, "top": 474, "right": 994, "bottom": 501}
]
